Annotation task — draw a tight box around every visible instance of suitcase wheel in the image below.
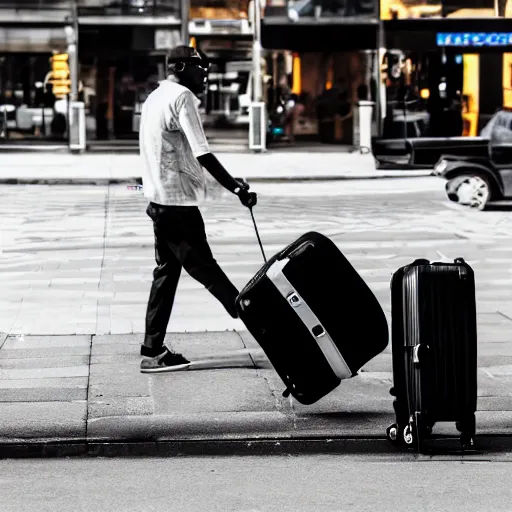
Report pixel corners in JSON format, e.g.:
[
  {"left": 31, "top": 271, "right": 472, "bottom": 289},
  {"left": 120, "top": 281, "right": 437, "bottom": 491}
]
[
  {"left": 457, "top": 415, "right": 476, "bottom": 450},
  {"left": 386, "top": 423, "right": 402, "bottom": 444},
  {"left": 403, "top": 422, "right": 416, "bottom": 446},
  {"left": 460, "top": 434, "right": 475, "bottom": 450},
  {"left": 403, "top": 414, "right": 432, "bottom": 451}
]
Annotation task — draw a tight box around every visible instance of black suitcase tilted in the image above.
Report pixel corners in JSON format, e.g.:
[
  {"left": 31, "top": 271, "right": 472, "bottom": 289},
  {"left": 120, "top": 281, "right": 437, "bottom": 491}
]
[
  {"left": 386, "top": 258, "right": 478, "bottom": 452},
  {"left": 236, "top": 230, "right": 389, "bottom": 405}
]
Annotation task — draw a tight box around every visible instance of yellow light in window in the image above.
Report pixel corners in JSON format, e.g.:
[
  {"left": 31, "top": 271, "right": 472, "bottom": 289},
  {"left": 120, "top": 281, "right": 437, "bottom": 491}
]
[
  {"left": 52, "top": 53, "right": 68, "bottom": 62},
  {"left": 462, "top": 54, "right": 479, "bottom": 137},
  {"left": 325, "top": 58, "right": 333, "bottom": 90},
  {"left": 420, "top": 88, "right": 430, "bottom": 99},
  {"left": 49, "top": 53, "right": 71, "bottom": 97},
  {"left": 291, "top": 53, "right": 301, "bottom": 95},
  {"left": 503, "top": 54, "right": 512, "bottom": 108}
]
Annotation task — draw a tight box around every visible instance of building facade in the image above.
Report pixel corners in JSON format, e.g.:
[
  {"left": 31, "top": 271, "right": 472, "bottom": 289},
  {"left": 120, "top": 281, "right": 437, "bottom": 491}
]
[{"left": 380, "top": 0, "right": 512, "bottom": 141}]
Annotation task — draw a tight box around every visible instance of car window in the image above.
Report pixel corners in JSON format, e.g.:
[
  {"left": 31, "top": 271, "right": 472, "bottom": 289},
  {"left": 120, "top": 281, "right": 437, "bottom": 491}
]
[{"left": 490, "top": 113, "right": 512, "bottom": 141}]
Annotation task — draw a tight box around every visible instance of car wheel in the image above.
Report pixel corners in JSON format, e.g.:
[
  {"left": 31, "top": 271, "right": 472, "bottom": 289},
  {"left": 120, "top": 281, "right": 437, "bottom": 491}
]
[
  {"left": 445, "top": 176, "right": 466, "bottom": 202},
  {"left": 446, "top": 174, "right": 491, "bottom": 211}
]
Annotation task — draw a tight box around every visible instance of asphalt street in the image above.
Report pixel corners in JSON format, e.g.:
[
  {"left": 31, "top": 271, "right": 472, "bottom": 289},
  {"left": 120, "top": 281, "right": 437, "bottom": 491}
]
[{"left": 1, "top": 455, "right": 512, "bottom": 512}]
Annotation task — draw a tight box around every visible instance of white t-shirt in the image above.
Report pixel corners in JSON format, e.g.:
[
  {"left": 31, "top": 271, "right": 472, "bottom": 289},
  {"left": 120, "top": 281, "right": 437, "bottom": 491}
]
[{"left": 139, "top": 77, "right": 220, "bottom": 206}]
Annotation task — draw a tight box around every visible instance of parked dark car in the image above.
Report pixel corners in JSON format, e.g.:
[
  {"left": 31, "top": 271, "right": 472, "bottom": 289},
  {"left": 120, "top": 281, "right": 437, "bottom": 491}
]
[
  {"left": 432, "top": 144, "right": 512, "bottom": 210},
  {"left": 372, "top": 109, "right": 512, "bottom": 170}
]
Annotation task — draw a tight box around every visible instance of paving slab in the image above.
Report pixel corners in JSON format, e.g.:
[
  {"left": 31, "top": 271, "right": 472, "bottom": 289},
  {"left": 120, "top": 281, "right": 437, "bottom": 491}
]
[
  {"left": 2, "top": 335, "right": 91, "bottom": 350},
  {"left": 0, "top": 355, "right": 89, "bottom": 370},
  {"left": 89, "top": 379, "right": 150, "bottom": 399},
  {"left": 89, "top": 396, "right": 155, "bottom": 418},
  {"left": 150, "top": 370, "right": 276, "bottom": 415},
  {"left": 0, "top": 377, "right": 87, "bottom": 390},
  {"left": 0, "top": 346, "right": 90, "bottom": 359},
  {"left": 0, "top": 366, "right": 89, "bottom": 380},
  {"left": 478, "top": 397, "right": 512, "bottom": 411},
  {"left": 89, "top": 363, "right": 141, "bottom": 378},
  {"left": 0, "top": 387, "right": 87, "bottom": 403}
]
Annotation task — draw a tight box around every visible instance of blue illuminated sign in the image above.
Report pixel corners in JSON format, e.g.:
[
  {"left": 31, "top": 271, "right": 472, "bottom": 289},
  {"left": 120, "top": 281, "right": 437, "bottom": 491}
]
[{"left": 437, "top": 32, "right": 512, "bottom": 47}]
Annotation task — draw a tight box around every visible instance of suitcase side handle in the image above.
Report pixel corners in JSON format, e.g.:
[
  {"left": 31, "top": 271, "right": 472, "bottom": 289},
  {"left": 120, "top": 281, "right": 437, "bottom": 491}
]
[{"left": 413, "top": 343, "right": 429, "bottom": 366}]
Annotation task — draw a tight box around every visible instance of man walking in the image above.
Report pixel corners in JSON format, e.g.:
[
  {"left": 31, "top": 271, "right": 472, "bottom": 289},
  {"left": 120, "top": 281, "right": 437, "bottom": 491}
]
[{"left": 139, "top": 45, "right": 257, "bottom": 373}]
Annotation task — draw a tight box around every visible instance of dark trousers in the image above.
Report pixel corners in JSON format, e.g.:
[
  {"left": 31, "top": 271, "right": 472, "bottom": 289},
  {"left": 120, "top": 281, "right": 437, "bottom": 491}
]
[{"left": 143, "top": 202, "right": 239, "bottom": 351}]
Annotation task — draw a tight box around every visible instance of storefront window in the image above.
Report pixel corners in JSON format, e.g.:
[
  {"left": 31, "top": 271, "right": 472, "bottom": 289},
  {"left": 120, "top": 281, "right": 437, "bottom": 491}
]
[
  {"left": 0, "top": 53, "right": 69, "bottom": 143},
  {"left": 265, "top": 51, "right": 373, "bottom": 146},
  {"left": 189, "top": 0, "right": 249, "bottom": 19},
  {"left": 79, "top": 54, "right": 165, "bottom": 141},
  {"left": 380, "top": 49, "right": 472, "bottom": 139},
  {"left": 380, "top": 0, "right": 442, "bottom": 20}
]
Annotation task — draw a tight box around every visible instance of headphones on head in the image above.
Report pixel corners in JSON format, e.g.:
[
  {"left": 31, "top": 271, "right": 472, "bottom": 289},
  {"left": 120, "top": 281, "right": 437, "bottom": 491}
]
[
  {"left": 167, "top": 49, "right": 209, "bottom": 75},
  {"left": 174, "top": 61, "right": 187, "bottom": 73}
]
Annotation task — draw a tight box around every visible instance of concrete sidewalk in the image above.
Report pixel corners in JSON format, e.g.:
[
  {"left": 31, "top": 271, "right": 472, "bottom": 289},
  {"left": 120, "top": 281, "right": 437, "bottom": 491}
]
[
  {"left": 0, "top": 330, "right": 511, "bottom": 458},
  {"left": 0, "top": 152, "right": 432, "bottom": 185}
]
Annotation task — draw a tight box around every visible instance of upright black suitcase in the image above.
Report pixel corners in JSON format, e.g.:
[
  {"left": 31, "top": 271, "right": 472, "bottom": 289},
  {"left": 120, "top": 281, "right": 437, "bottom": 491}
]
[
  {"left": 386, "top": 258, "right": 478, "bottom": 452},
  {"left": 236, "top": 227, "right": 389, "bottom": 405}
]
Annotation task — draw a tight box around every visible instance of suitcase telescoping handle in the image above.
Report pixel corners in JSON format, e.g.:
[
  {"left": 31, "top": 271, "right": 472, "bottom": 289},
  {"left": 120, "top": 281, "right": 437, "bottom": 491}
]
[{"left": 249, "top": 206, "right": 267, "bottom": 263}]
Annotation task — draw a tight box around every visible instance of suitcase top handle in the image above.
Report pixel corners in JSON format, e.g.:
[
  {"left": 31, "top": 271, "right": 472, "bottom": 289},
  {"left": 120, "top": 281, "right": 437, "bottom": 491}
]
[{"left": 411, "top": 257, "right": 467, "bottom": 266}]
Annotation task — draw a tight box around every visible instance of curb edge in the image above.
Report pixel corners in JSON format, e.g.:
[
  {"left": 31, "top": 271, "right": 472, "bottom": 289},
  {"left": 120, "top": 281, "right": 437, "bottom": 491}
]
[
  {"left": 0, "top": 174, "right": 433, "bottom": 186},
  {"left": 1, "top": 435, "right": 512, "bottom": 459}
]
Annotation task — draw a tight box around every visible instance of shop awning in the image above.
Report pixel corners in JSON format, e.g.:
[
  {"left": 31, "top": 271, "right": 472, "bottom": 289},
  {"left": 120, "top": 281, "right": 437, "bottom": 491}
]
[
  {"left": 262, "top": 18, "right": 379, "bottom": 51},
  {"left": 0, "top": 27, "right": 68, "bottom": 52}
]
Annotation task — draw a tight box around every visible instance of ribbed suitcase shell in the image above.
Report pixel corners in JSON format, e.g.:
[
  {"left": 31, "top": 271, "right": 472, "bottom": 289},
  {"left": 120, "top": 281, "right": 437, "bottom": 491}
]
[
  {"left": 236, "top": 231, "right": 389, "bottom": 405},
  {"left": 390, "top": 258, "right": 477, "bottom": 448}
]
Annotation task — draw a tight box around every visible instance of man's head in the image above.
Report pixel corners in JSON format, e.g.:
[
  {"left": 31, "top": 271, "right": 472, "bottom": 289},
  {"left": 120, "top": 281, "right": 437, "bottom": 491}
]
[{"left": 167, "top": 45, "right": 209, "bottom": 96}]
